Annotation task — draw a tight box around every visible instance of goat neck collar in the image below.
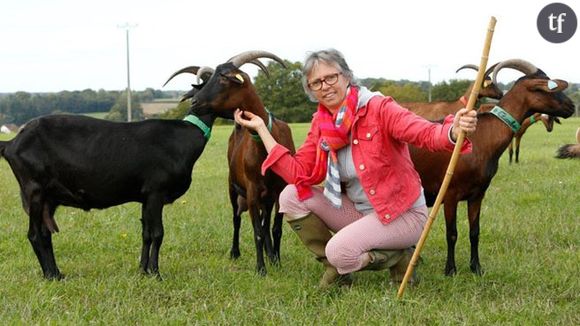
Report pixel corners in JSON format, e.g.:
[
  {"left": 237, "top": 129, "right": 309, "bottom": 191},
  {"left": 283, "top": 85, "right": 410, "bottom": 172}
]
[
  {"left": 489, "top": 105, "right": 520, "bottom": 133},
  {"left": 183, "top": 114, "right": 212, "bottom": 140},
  {"left": 250, "top": 108, "right": 273, "bottom": 142}
]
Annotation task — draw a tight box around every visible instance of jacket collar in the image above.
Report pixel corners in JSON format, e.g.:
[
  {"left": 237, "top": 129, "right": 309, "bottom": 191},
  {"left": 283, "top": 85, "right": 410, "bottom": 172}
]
[{"left": 355, "top": 86, "right": 382, "bottom": 117}]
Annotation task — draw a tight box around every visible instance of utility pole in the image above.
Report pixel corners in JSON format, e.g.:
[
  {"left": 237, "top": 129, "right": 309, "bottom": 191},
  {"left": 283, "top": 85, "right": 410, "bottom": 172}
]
[
  {"left": 428, "top": 67, "right": 432, "bottom": 103},
  {"left": 118, "top": 23, "right": 137, "bottom": 122},
  {"left": 423, "top": 64, "right": 435, "bottom": 103}
]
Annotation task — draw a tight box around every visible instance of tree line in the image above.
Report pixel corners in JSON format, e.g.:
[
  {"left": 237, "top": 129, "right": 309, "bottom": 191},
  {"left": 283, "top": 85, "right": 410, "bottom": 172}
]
[
  {"left": 152, "top": 60, "right": 580, "bottom": 122},
  {"left": 2, "top": 62, "right": 579, "bottom": 125},
  {"left": 0, "top": 88, "right": 179, "bottom": 125}
]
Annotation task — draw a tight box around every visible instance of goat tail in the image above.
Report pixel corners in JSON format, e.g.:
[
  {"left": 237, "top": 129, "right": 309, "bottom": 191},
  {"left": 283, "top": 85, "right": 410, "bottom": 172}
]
[{"left": 555, "top": 144, "right": 580, "bottom": 159}]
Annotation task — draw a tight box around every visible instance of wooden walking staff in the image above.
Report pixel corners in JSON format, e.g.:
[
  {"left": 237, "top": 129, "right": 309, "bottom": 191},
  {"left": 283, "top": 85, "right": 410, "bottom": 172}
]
[{"left": 397, "top": 16, "right": 497, "bottom": 299}]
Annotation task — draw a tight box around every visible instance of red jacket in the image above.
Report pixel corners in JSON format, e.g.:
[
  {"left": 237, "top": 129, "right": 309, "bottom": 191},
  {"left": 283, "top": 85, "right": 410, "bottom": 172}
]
[{"left": 262, "top": 95, "right": 472, "bottom": 224}]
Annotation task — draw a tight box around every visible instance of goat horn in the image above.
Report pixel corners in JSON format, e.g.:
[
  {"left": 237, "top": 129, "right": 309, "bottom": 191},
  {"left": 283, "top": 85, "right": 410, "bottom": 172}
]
[
  {"left": 227, "top": 50, "right": 287, "bottom": 69},
  {"left": 492, "top": 59, "right": 539, "bottom": 86},
  {"left": 483, "top": 62, "right": 499, "bottom": 80},
  {"left": 250, "top": 59, "right": 271, "bottom": 78},
  {"left": 163, "top": 66, "right": 200, "bottom": 87},
  {"left": 456, "top": 64, "right": 479, "bottom": 73},
  {"left": 195, "top": 66, "right": 216, "bottom": 84}
]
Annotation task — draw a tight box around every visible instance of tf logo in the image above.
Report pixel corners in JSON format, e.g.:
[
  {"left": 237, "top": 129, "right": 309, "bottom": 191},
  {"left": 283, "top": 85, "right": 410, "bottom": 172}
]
[{"left": 537, "top": 2, "right": 577, "bottom": 43}]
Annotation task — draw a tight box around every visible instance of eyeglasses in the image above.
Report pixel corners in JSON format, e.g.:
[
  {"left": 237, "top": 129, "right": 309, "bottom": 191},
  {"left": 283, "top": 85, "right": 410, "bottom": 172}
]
[{"left": 307, "top": 72, "right": 342, "bottom": 91}]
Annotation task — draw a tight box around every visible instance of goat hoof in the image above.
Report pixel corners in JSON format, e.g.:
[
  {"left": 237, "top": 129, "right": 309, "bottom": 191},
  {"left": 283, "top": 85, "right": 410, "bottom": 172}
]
[
  {"left": 256, "top": 266, "right": 267, "bottom": 276},
  {"left": 44, "top": 272, "right": 64, "bottom": 281},
  {"left": 470, "top": 264, "right": 484, "bottom": 276},
  {"left": 230, "top": 251, "right": 240, "bottom": 260},
  {"left": 268, "top": 255, "right": 281, "bottom": 267},
  {"left": 139, "top": 267, "right": 161, "bottom": 277},
  {"left": 444, "top": 266, "right": 457, "bottom": 276},
  {"left": 140, "top": 270, "right": 163, "bottom": 280},
  {"left": 44, "top": 274, "right": 64, "bottom": 281}
]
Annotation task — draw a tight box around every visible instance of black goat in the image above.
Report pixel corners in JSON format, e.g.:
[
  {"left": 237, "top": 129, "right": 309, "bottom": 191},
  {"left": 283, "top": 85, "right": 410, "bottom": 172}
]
[{"left": 0, "top": 68, "right": 214, "bottom": 280}]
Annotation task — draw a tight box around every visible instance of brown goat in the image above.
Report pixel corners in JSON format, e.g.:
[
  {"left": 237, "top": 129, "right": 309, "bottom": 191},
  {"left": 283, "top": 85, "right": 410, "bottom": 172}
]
[
  {"left": 508, "top": 113, "right": 560, "bottom": 163},
  {"left": 189, "top": 51, "right": 296, "bottom": 275},
  {"left": 409, "top": 59, "right": 575, "bottom": 276},
  {"left": 555, "top": 127, "right": 580, "bottom": 159},
  {"left": 402, "top": 64, "right": 503, "bottom": 120}
]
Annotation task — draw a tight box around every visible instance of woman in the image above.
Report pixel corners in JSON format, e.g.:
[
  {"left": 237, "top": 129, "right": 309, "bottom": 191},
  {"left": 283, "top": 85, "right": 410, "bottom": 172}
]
[{"left": 234, "top": 49, "right": 476, "bottom": 288}]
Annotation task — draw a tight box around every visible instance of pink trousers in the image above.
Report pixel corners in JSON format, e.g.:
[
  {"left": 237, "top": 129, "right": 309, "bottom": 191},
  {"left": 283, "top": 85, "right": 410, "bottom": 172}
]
[{"left": 279, "top": 185, "right": 428, "bottom": 274}]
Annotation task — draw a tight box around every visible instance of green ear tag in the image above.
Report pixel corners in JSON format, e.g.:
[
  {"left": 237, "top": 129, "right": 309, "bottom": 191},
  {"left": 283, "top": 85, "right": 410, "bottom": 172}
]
[{"left": 548, "top": 80, "right": 558, "bottom": 90}]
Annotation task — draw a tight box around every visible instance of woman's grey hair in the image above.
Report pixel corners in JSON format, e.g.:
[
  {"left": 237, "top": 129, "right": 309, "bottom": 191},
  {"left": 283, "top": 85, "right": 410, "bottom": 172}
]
[{"left": 301, "top": 48, "right": 359, "bottom": 102}]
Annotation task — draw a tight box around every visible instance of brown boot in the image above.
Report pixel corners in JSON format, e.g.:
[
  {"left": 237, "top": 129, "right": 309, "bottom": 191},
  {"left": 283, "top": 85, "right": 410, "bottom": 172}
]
[
  {"left": 287, "top": 213, "right": 353, "bottom": 289},
  {"left": 362, "top": 248, "right": 418, "bottom": 285},
  {"left": 316, "top": 257, "right": 353, "bottom": 289},
  {"left": 388, "top": 248, "right": 418, "bottom": 285},
  {"left": 363, "top": 250, "right": 404, "bottom": 271}
]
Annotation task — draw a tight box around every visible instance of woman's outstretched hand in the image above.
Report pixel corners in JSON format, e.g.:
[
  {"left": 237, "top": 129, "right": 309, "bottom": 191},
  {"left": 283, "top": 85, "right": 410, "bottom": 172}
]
[
  {"left": 234, "top": 109, "right": 266, "bottom": 132},
  {"left": 233, "top": 109, "right": 278, "bottom": 153}
]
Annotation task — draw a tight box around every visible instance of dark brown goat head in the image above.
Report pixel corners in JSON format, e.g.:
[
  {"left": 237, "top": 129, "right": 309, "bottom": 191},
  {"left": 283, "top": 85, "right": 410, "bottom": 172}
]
[
  {"left": 163, "top": 66, "right": 215, "bottom": 103},
  {"left": 456, "top": 63, "right": 503, "bottom": 100},
  {"left": 189, "top": 50, "right": 286, "bottom": 119},
  {"left": 516, "top": 77, "right": 574, "bottom": 118},
  {"left": 163, "top": 59, "right": 272, "bottom": 105},
  {"left": 495, "top": 59, "right": 575, "bottom": 118}
]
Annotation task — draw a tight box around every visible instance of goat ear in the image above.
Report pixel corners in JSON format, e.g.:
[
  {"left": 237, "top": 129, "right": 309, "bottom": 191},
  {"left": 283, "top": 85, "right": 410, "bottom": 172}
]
[{"left": 530, "top": 79, "right": 568, "bottom": 93}]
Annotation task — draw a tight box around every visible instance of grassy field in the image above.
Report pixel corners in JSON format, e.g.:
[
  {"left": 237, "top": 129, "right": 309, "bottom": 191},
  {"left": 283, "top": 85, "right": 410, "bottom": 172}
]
[{"left": 0, "top": 117, "right": 578, "bottom": 324}]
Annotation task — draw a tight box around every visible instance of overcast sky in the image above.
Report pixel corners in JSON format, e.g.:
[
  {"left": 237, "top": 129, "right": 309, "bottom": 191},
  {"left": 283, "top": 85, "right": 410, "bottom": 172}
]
[{"left": 1, "top": 0, "right": 578, "bottom": 92}]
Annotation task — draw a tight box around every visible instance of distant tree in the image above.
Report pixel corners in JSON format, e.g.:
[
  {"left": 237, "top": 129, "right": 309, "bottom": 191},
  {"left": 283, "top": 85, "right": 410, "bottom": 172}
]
[
  {"left": 105, "top": 92, "right": 144, "bottom": 121},
  {"left": 140, "top": 88, "right": 157, "bottom": 102},
  {"left": 254, "top": 60, "right": 316, "bottom": 123},
  {"left": 431, "top": 79, "right": 471, "bottom": 102},
  {"left": 359, "top": 77, "right": 390, "bottom": 91},
  {"left": 0, "top": 89, "right": 164, "bottom": 125},
  {"left": 158, "top": 101, "right": 189, "bottom": 120},
  {"left": 0, "top": 92, "right": 37, "bottom": 124},
  {"left": 567, "top": 88, "right": 580, "bottom": 116},
  {"left": 376, "top": 81, "right": 427, "bottom": 102}
]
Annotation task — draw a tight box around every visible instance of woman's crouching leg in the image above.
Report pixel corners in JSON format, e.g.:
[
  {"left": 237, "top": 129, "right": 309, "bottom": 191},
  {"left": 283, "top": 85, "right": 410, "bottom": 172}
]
[{"left": 325, "top": 207, "right": 427, "bottom": 275}]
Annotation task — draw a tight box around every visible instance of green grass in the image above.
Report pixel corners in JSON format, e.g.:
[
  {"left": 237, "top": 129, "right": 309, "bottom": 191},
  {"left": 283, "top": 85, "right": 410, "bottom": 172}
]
[{"left": 0, "top": 118, "right": 578, "bottom": 324}]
